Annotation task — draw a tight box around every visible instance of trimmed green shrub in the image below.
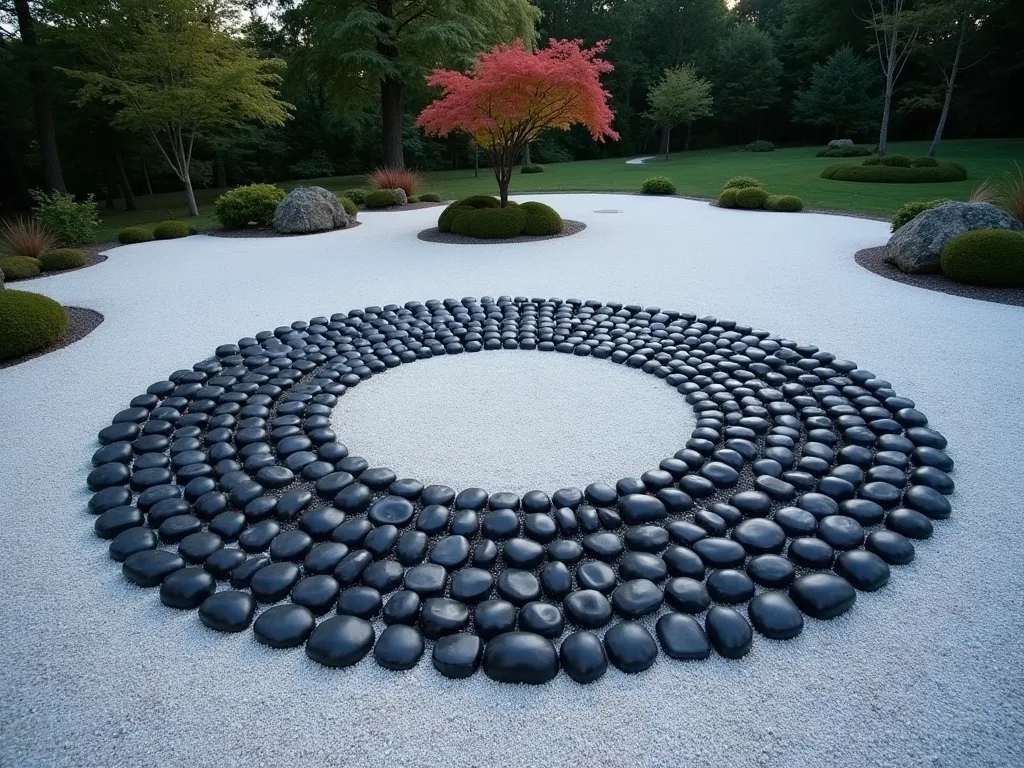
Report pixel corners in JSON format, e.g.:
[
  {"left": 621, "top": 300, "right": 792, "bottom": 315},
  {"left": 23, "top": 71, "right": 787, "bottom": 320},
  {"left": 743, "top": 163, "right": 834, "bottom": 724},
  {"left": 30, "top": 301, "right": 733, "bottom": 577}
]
[
  {"left": 0, "top": 255, "right": 41, "bottom": 280},
  {"left": 118, "top": 226, "right": 154, "bottom": 244},
  {"left": 338, "top": 196, "right": 358, "bottom": 217},
  {"left": 821, "top": 163, "right": 968, "bottom": 183},
  {"left": 641, "top": 176, "right": 676, "bottom": 195},
  {"left": 816, "top": 146, "right": 872, "bottom": 158},
  {"left": 745, "top": 140, "right": 775, "bottom": 152},
  {"left": 342, "top": 189, "right": 367, "bottom": 205},
  {"left": 214, "top": 184, "right": 285, "bottom": 228},
  {"left": 0, "top": 289, "right": 68, "bottom": 361},
  {"left": 890, "top": 199, "right": 952, "bottom": 232},
  {"left": 724, "top": 176, "right": 764, "bottom": 190},
  {"left": 450, "top": 205, "right": 528, "bottom": 239},
  {"left": 419, "top": 193, "right": 442, "bottom": 203},
  {"left": 438, "top": 195, "right": 501, "bottom": 233},
  {"left": 39, "top": 248, "right": 86, "bottom": 271},
  {"left": 718, "top": 189, "right": 739, "bottom": 209},
  {"left": 911, "top": 156, "right": 939, "bottom": 168},
  {"left": 521, "top": 165, "right": 545, "bottom": 174},
  {"left": 863, "top": 154, "right": 912, "bottom": 167},
  {"left": 30, "top": 190, "right": 99, "bottom": 246},
  {"left": 406, "top": 195, "right": 420, "bottom": 204},
  {"left": 520, "top": 201, "right": 564, "bottom": 236},
  {"left": 940, "top": 229, "right": 1024, "bottom": 286},
  {"left": 765, "top": 195, "right": 804, "bottom": 212},
  {"left": 153, "top": 220, "right": 191, "bottom": 240},
  {"left": 735, "top": 187, "right": 770, "bottom": 209},
  {"left": 364, "top": 189, "right": 398, "bottom": 209}
]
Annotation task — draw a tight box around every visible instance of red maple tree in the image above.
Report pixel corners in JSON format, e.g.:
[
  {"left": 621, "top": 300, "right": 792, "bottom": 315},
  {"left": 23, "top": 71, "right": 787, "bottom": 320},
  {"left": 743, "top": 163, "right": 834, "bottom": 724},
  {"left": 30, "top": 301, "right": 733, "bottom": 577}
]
[{"left": 417, "top": 39, "right": 619, "bottom": 206}]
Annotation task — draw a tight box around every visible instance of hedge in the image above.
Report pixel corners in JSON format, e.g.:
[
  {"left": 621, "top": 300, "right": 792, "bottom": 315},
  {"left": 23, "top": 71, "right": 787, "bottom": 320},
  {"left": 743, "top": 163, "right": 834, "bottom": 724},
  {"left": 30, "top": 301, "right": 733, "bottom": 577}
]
[
  {"left": 519, "top": 201, "right": 564, "bottom": 236},
  {"left": 0, "top": 255, "right": 41, "bottom": 280},
  {"left": 821, "top": 163, "right": 968, "bottom": 183},
  {"left": 153, "top": 220, "right": 191, "bottom": 240},
  {"left": 39, "top": 248, "right": 86, "bottom": 271},
  {"left": 342, "top": 189, "right": 367, "bottom": 205},
  {"left": 0, "top": 289, "right": 68, "bottom": 361},
  {"left": 940, "top": 229, "right": 1024, "bottom": 287},
  {"left": 764, "top": 195, "right": 804, "bottom": 212},
  {"left": 816, "top": 146, "right": 872, "bottom": 158},
  {"left": 745, "top": 140, "right": 775, "bottom": 152},
  {"left": 450, "top": 205, "right": 528, "bottom": 239},
  {"left": 214, "top": 184, "right": 285, "bottom": 228},
  {"left": 118, "top": 226, "right": 154, "bottom": 244},
  {"left": 718, "top": 189, "right": 739, "bottom": 208}
]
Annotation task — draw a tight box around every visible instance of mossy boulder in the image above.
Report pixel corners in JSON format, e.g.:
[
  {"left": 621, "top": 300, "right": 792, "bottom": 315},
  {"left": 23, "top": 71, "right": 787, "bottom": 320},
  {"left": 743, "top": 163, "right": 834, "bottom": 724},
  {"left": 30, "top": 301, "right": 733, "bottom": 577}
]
[
  {"left": 0, "top": 289, "right": 68, "bottom": 360},
  {"left": 940, "top": 229, "right": 1024, "bottom": 286},
  {"left": 273, "top": 186, "right": 351, "bottom": 234}
]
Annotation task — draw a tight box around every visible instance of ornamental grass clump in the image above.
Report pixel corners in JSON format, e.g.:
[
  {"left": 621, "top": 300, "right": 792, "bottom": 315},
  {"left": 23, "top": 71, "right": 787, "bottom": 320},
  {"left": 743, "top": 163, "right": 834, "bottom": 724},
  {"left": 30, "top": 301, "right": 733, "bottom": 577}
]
[
  {"left": 367, "top": 168, "right": 423, "bottom": 197},
  {"left": 1, "top": 217, "right": 58, "bottom": 258}
]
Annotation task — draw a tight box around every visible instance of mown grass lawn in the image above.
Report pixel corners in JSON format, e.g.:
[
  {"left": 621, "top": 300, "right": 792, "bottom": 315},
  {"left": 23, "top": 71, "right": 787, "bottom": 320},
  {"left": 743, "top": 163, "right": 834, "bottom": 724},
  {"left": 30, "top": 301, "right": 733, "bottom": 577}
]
[{"left": 93, "top": 138, "right": 1024, "bottom": 241}]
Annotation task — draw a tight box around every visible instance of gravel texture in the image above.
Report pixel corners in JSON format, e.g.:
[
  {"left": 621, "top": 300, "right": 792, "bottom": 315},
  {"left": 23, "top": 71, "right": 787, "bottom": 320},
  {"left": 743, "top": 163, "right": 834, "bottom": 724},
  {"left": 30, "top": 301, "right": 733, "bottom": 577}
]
[
  {"left": 418, "top": 219, "right": 586, "bottom": 244},
  {"left": 1, "top": 194, "right": 1022, "bottom": 768},
  {"left": 0, "top": 306, "right": 104, "bottom": 370},
  {"left": 856, "top": 245, "right": 1024, "bottom": 307},
  {"left": 331, "top": 350, "right": 696, "bottom": 494}
]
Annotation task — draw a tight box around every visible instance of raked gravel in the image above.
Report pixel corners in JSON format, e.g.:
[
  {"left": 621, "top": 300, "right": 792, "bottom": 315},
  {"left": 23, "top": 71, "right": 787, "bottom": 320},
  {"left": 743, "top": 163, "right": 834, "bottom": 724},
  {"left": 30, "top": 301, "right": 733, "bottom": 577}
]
[{"left": 1, "top": 194, "right": 1022, "bottom": 768}]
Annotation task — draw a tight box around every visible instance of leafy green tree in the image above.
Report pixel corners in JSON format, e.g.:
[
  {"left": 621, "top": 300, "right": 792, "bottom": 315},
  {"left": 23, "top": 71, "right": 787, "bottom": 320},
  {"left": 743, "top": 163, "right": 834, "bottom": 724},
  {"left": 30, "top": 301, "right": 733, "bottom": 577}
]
[
  {"left": 57, "top": 0, "right": 291, "bottom": 216},
  {"left": 793, "top": 45, "right": 879, "bottom": 138},
  {"left": 287, "top": 0, "right": 539, "bottom": 170},
  {"left": 712, "top": 23, "right": 783, "bottom": 139},
  {"left": 646, "top": 64, "right": 714, "bottom": 155}
]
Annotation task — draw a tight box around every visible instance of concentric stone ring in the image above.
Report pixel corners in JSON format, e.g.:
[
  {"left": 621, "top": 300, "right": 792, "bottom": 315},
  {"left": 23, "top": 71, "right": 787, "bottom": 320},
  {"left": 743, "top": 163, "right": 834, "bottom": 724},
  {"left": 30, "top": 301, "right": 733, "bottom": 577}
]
[{"left": 86, "top": 296, "right": 954, "bottom": 683}]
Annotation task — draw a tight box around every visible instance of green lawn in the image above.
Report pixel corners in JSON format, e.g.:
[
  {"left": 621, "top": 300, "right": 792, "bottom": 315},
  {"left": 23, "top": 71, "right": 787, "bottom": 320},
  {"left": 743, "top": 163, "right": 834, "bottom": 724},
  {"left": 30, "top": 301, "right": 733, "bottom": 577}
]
[{"left": 93, "top": 139, "right": 1024, "bottom": 241}]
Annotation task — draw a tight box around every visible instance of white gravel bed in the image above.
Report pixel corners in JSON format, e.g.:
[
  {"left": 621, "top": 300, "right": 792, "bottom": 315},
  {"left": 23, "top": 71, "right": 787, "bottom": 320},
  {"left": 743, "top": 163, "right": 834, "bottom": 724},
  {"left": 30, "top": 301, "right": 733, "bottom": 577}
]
[{"left": 1, "top": 194, "right": 1022, "bottom": 768}]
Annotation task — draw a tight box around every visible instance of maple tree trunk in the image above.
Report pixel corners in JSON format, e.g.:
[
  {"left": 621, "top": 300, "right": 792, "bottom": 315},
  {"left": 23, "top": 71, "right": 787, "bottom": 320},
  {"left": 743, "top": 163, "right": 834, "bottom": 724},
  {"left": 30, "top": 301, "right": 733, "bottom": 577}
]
[
  {"left": 142, "top": 161, "right": 154, "bottom": 195},
  {"left": 113, "top": 146, "right": 137, "bottom": 211},
  {"left": 929, "top": 20, "right": 965, "bottom": 158},
  {"left": 660, "top": 126, "right": 671, "bottom": 156},
  {"left": 380, "top": 78, "right": 405, "bottom": 170},
  {"left": 214, "top": 153, "right": 228, "bottom": 188}
]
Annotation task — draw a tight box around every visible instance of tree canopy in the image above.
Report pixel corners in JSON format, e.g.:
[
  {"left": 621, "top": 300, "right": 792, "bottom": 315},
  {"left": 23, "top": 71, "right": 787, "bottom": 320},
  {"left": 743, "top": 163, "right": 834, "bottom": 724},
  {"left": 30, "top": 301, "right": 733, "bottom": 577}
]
[
  {"left": 646, "top": 65, "right": 714, "bottom": 154},
  {"left": 793, "top": 45, "right": 879, "bottom": 137}
]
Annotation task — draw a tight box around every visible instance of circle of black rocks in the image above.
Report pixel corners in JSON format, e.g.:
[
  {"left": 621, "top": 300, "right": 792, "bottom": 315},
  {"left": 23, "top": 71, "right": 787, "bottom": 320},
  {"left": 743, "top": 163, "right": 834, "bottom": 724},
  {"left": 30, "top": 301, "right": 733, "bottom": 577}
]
[{"left": 87, "top": 296, "right": 955, "bottom": 684}]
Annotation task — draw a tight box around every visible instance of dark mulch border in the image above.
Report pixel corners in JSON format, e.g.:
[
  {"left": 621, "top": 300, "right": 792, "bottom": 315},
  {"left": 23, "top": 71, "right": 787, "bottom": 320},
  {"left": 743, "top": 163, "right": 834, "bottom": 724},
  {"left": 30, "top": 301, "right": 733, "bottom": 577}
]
[
  {"left": 855, "top": 246, "right": 1024, "bottom": 307},
  {"left": 207, "top": 220, "right": 362, "bottom": 239},
  {"left": 0, "top": 306, "right": 104, "bottom": 370},
  {"left": 365, "top": 201, "right": 446, "bottom": 212},
  {"left": 417, "top": 219, "right": 587, "bottom": 245},
  {"left": 9, "top": 242, "right": 112, "bottom": 283}
]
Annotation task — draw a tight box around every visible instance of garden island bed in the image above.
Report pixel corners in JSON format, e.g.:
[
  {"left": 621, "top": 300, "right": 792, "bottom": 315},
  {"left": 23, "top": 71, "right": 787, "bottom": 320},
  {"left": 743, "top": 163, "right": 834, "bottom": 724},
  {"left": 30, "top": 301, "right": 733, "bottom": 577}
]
[
  {"left": 0, "top": 305, "right": 103, "bottom": 369},
  {"left": 418, "top": 219, "right": 586, "bottom": 244}
]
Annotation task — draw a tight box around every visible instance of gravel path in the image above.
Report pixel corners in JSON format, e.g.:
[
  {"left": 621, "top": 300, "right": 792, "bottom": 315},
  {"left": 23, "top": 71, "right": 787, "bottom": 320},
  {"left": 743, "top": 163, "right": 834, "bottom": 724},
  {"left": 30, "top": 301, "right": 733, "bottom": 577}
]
[{"left": 1, "top": 194, "right": 1022, "bottom": 768}]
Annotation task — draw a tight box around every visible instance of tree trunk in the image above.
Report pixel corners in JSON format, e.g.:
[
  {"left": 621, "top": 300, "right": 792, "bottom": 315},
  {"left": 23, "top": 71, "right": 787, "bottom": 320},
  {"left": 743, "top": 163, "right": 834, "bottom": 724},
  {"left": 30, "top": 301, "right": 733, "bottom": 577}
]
[
  {"left": 473, "top": 143, "right": 478, "bottom": 177},
  {"left": 103, "top": 155, "right": 118, "bottom": 209},
  {"left": 142, "top": 161, "right": 154, "bottom": 195},
  {"left": 380, "top": 78, "right": 405, "bottom": 170},
  {"left": 878, "top": 78, "right": 893, "bottom": 156},
  {"left": 14, "top": 0, "right": 65, "bottom": 193},
  {"left": 0, "top": 125, "right": 31, "bottom": 208},
  {"left": 183, "top": 171, "right": 198, "bottom": 217},
  {"left": 660, "top": 126, "right": 671, "bottom": 157},
  {"left": 113, "top": 147, "right": 137, "bottom": 211},
  {"left": 214, "top": 153, "right": 227, "bottom": 188},
  {"left": 522, "top": 144, "right": 531, "bottom": 166},
  {"left": 928, "top": 19, "right": 965, "bottom": 158},
  {"left": 685, "top": 123, "right": 693, "bottom": 151}
]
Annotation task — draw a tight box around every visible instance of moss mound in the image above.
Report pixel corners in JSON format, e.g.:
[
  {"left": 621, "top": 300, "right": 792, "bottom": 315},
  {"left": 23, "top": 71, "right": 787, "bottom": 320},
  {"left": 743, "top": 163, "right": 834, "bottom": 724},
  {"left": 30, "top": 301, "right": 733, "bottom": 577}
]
[
  {"left": 940, "top": 229, "right": 1024, "bottom": 287},
  {"left": 863, "top": 154, "right": 912, "bottom": 168},
  {"left": 39, "top": 248, "right": 86, "bottom": 271},
  {"left": 765, "top": 195, "right": 804, "bottom": 212},
  {"left": 724, "top": 176, "right": 764, "bottom": 190},
  {"left": 214, "top": 184, "right": 285, "bottom": 228},
  {"left": 438, "top": 195, "right": 501, "bottom": 233},
  {"left": 419, "top": 193, "right": 442, "bottom": 203},
  {"left": 745, "top": 140, "right": 774, "bottom": 152},
  {"left": 117, "top": 226, "right": 154, "bottom": 244},
  {"left": 736, "top": 187, "right": 770, "bottom": 209},
  {"left": 0, "top": 255, "right": 41, "bottom": 280},
  {"left": 338, "top": 196, "right": 358, "bottom": 217},
  {"left": 451, "top": 205, "right": 528, "bottom": 239},
  {"left": 364, "top": 189, "right": 398, "bottom": 209},
  {"left": 520, "top": 201, "right": 564, "bottom": 236},
  {"left": 718, "top": 189, "right": 739, "bottom": 209},
  {"left": 342, "top": 189, "right": 367, "bottom": 205},
  {"left": 890, "top": 199, "right": 952, "bottom": 232},
  {"left": 821, "top": 162, "right": 968, "bottom": 183},
  {"left": 153, "top": 220, "right": 191, "bottom": 240},
  {"left": 0, "top": 289, "right": 68, "bottom": 361},
  {"left": 911, "top": 156, "right": 939, "bottom": 168},
  {"left": 816, "top": 146, "right": 872, "bottom": 158},
  {"left": 641, "top": 176, "right": 676, "bottom": 195},
  {"left": 521, "top": 165, "right": 544, "bottom": 174}
]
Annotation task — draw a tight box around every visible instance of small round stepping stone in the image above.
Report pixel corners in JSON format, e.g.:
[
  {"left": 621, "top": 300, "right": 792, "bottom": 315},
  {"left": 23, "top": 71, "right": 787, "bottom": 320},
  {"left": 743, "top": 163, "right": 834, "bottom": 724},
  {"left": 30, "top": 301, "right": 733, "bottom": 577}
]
[
  {"left": 291, "top": 574, "right": 340, "bottom": 616},
  {"left": 656, "top": 613, "right": 711, "bottom": 660},
  {"left": 747, "top": 592, "right": 804, "bottom": 640},
  {"left": 835, "top": 549, "right": 891, "bottom": 591},
  {"left": 305, "top": 615, "right": 375, "bottom": 667},
  {"left": 611, "top": 579, "right": 663, "bottom": 618},
  {"left": 253, "top": 604, "right": 315, "bottom": 648},
  {"left": 432, "top": 634, "right": 484, "bottom": 679},
  {"left": 373, "top": 624, "right": 424, "bottom": 671},
  {"left": 419, "top": 597, "right": 470, "bottom": 639},
  {"left": 382, "top": 590, "right": 421, "bottom": 626},
  {"left": 559, "top": 631, "right": 608, "bottom": 683},
  {"left": 518, "top": 601, "right": 565, "bottom": 638},
  {"left": 705, "top": 606, "right": 753, "bottom": 659},
  {"left": 604, "top": 621, "right": 658, "bottom": 673},
  {"left": 123, "top": 550, "right": 185, "bottom": 587},
  {"left": 199, "top": 590, "right": 255, "bottom": 633},
  {"left": 474, "top": 599, "right": 517, "bottom": 640},
  {"left": 483, "top": 632, "right": 559, "bottom": 684},
  {"left": 790, "top": 573, "right": 857, "bottom": 619},
  {"left": 865, "top": 530, "right": 915, "bottom": 565},
  {"left": 160, "top": 566, "right": 215, "bottom": 609}
]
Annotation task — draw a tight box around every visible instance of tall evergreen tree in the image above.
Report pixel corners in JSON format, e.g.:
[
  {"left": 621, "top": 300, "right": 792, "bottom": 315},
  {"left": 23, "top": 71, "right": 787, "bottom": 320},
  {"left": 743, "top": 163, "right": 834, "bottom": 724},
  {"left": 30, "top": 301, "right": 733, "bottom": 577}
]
[
  {"left": 713, "top": 23, "right": 783, "bottom": 140},
  {"left": 792, "top": 45, "right": 880, "bottom": 138}
]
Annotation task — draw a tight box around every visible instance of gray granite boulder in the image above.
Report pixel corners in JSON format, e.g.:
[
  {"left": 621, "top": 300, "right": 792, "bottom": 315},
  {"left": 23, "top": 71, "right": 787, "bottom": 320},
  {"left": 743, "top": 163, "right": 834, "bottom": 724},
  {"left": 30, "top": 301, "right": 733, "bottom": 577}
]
[
  {"left": 884, "top": 202, "right": 1023, "bottom": 273},
  {"left": 393, "top": 188, "right": 408, "bottom": 206},
  {"left": 828, "top": 138, "right": 854, "bottom": 149},
  {"left": 273, "top": 186, "right": 350, "bottom": 234}
]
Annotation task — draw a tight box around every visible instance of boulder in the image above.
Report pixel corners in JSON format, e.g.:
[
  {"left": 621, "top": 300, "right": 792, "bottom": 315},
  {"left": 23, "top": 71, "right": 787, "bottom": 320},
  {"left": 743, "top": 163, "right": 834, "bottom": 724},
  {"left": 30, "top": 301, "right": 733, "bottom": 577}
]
[
  {"left": 828, "top": 138, "right": 854, "bottom": 149},
  {"left": 884, "top": 202, "right": 1023, "bottom": 273},
  {"left": 393, "top": 188, "right": 409, "bottom": 206},
  {"left": 273, "top": 186, "right": 350, "bottom": 234}
]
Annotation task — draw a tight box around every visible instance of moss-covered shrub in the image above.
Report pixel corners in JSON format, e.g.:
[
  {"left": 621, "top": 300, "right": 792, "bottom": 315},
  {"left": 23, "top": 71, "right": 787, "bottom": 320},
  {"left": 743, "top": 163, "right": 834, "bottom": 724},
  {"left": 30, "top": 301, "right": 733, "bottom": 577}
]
[
  {"left": 406, "top": 195, "right": 420, "bottom": 204},
  {"left": 724, "top": 176, "right": 764, "bottom": 190},
  {"left": 735, "top": 187, "right": 770, "bottom": 209},
  {"left": 438, "top": 195, "right": 501, "bottom": 233},
  {"left": 821, "top": 163, "right": 968, "bottom": 183},
  {"left": 0, "top": 255, "right": 41, "bottom": 280},
  {"left": 39, "top": 248, "right": 86, "bottom": 271},
  {"left": 745, "top": 140, "right": 775, "bottom": 152},
  {"left": 153, "top": 220, "right": 191, "bottom": 240},
  {"left": 519, "top": 201, "right": 564, "bottom": 236},
  {"left": 214, "top": 184, "right": 285, "bottom": 228},
  {"left": 816, "top": 146, "right": 872, "bottom": 158},
  {"left": 940, "top": 229, "right": 1024, "bottom": 286},
  {"left": 718, "top": 189, "right": 739, "bottom": 209},
  {"left": 338, "top": 196, "right": 358, "bottom": 217},
  {"left": 641, "top": 176, "right": 676, "bottom": 195},
  {"left": 450, "top": 205, "right": 528, "bottom": 239},
  {"left": 364, "top": 189, "right": 398, "bottom": 209},
  {"left": 521, "top": 165, "right": 545, "bottom": 174},
  {"left": 863, "top": 154, "right": 912, "bottom": 168},
  {"left": 911, "top": 156, "right": 939, "bottom": 168},
  {"left": 765, "top": 195, "right": 804, "bottom": 212},
  {"left": 419, "top": 193, "right": 442, "bottom": 203},
  {"left": 342, "top": 189, "right": 367, "bottom": 205},
  {"left": 117, "top": 226, "right": 154, "bottom": 244},
  {"left": 890, "top": 199, "right": 952, "bottom": 232},
  {"left": 0, "top": 289, "right": 68, "bottom": 361}
]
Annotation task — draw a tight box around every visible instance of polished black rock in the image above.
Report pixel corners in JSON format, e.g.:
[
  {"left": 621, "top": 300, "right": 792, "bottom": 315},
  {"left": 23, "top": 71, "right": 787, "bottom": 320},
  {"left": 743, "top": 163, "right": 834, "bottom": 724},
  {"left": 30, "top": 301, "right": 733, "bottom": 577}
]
[
  {"left": 432, "top": 634, "right": 483, "bottom": 678},
  {"left": 559, "top": 631, "right": 608, "bottom": 683},
  {"left": 576, "top": 561, "right": 617, "bottom": 593},
  {"left": 705, "top": 605, "right": 753, "bottom": 658},
  {"left": 731, "top": 518, "right": 786, "bottom": 554},
  {"left": 790, "top": 573, "right": 857, "bottom": 619},
  {"left": 746, "top": 554, "right": 795, "bottom": 588},
  {"left": 199, "top": 590, "right": 256, "bottom": 633},
  {"left": 865, "top": 530, "right": 915, "bottom": 564},
  {"left": 160, "top": 566, "right": 216, "bottom": 609},
  {"left": 656, "top": 613, "right": 712, "bottom": 660},
  {"left": 835, "top": 549, "right": 891, "bottom": 591},
  {"left": 611, "top": 579, "right": 664, "bottom": 618},
  {"left": 604, "top": 621, "right": 658, "bottom": 673},
  {"left": 109, "top": 527, "right": 158, "bottom": 562},
  {"left": 706, "top": 569, "right": 755, "bottom": 604},
  {"left": 249, "top": 561, "right": 300, "bottom": 603},
  {"left": 450, "top": 567, "right": 493, "bottom": 604},
  {"left": 291, "top": 574, "right": 341, "bottom": 615},
  {"left": 747, "top": 592, "right": 804, "bottom": 640},
  {"left": 473, "top": 599, "right": 517, "bottom": 639},
  {"left": 253, "top": 604, "right": 315, "bottom": 648},
  {"left": 403, "top": 563, "right": 447, "bottom": 596},
  {"left": 420, "top": 597, "right": 470, "bottom": 639},
  {"left": 305, "top": 615, "right": 375, "bottom": 667},
  {"left": 382, "top": 590, "right": 421, "bottom": 625},
  {"left": 564, "top": 589, "right": 613, "bottom": 628},
  {"left": 374, "top": 624, "right": 424, "bottom": 671},
  {"left": 123, "top": 550, "right": 185, "bottom": 587},
  {"left": 519, "top": 601, "right": 565, "bottom": 638},
  {"left": 496, "top": 569, "right": 540, "bottom": 605},
  {"left": 484, "top": 632, "right": 559, "bottom": 684}
]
